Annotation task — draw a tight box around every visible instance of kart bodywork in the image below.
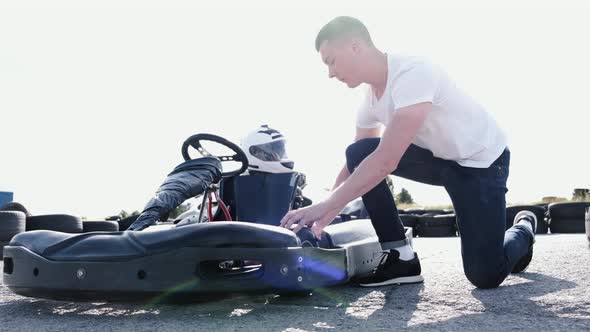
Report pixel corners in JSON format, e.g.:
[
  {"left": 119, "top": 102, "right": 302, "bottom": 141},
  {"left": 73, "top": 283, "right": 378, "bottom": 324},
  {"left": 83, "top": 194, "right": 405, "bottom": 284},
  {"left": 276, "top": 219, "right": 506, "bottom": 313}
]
[{"left": 2, "top": 220, "right": 414, "bottom": 301}]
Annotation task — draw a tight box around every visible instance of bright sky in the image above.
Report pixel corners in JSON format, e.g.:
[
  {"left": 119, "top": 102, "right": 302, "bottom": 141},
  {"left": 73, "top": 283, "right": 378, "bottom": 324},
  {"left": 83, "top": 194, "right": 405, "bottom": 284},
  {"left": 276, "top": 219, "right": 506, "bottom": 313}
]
[{"left": 1, "top": 0, "right": 589, "bottom": 219}]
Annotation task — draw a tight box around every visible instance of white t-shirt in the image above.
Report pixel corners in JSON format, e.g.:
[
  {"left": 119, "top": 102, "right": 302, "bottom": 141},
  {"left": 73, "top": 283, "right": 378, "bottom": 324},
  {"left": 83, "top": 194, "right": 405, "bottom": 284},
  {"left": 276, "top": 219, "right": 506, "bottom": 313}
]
[{"left": 356, "top": 53, "right": 508, "bottom": 168}]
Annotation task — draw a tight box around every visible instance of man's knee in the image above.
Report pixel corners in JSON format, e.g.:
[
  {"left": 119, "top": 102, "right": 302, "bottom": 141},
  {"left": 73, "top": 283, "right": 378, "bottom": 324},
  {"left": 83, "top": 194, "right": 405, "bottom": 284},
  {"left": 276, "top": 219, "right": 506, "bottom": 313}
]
[
  {"left": 464, "top": 265, "right": 504, "bottom": 289},
  {"left": 345, "top": 138, "right": 379, "bottom": 171},
  {"left": 345, "top": 142, "right": 362, "bottom": 168}
]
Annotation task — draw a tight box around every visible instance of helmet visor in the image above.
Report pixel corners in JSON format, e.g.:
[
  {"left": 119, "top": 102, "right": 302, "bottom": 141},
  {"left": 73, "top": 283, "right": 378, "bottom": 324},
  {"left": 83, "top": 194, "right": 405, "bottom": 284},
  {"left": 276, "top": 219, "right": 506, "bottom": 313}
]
[{"left": 249, "top": 140, "right": 288, "bottom": 162}]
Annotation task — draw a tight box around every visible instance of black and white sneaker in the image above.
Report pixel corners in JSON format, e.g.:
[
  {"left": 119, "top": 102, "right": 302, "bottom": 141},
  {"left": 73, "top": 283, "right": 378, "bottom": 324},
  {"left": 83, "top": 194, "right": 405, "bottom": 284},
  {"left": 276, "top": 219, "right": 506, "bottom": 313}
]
[
  {"left": 354, "top": 250, "right": 424, "bottom": 287},
  {"left": 511, "top": 210, "right": 537, "bottom": 274}
]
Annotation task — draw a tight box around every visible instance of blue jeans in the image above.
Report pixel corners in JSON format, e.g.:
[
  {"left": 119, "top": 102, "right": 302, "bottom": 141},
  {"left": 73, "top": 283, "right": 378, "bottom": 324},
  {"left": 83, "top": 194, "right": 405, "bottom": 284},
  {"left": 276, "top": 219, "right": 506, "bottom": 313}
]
[{"left": 345, "top": 139, "right": 533, "bottom": 289}]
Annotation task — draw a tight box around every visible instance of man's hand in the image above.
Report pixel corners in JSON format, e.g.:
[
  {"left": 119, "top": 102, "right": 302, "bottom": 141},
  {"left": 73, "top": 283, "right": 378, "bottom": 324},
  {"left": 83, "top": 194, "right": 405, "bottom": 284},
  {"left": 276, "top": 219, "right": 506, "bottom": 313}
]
[{"left": 279, "top": 200, "right": 344, "bottom": 239}]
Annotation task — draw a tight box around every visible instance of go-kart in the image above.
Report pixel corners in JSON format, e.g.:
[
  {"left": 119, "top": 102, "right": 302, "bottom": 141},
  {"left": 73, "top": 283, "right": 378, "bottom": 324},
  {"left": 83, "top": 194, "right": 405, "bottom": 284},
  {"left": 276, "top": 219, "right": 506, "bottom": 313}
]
[{"left": 2, "top": 134, "right": 410, "bottom": 302}]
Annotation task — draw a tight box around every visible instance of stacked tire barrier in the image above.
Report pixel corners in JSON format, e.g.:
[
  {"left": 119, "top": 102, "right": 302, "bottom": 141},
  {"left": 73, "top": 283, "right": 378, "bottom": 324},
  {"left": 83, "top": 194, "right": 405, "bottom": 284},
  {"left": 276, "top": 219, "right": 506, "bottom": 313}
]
[
  {"left": 0, "top": 201, "right": 124, "bottom": 259},
  {"left": 337, "top": 199, "right": 590, "bottom": 238},
  {"left": 399, "top": 211, "right": 457, "bottom": 238},
  {"left": 83, "top": 220, "right": 119, "bottom": 232},
  {"left": 417, "top": 214, "right": 457, "bottom": 237},
  {"left": 547, "top": 202, "right": 590, "bottom": 233},
  {"left": 336, "top": 199, "right": 459, "bottom": 237},
  {"left": 399, "top": 214, "right": 419, "bottom": 232},
  {"left": 0, "top": 202, "right": 31, "bottom": 216},
  {"left": 505, "top": 205, "right": 549, "bottom": 234},
  {"left": 0, "top": 211, "right": 26, "bottom": 258},
  {"left": 586, "top": 207, "right": 590, "bottom": 243},
  {"left": 26, "top": 214, "right": 83, "bottom": 233}
]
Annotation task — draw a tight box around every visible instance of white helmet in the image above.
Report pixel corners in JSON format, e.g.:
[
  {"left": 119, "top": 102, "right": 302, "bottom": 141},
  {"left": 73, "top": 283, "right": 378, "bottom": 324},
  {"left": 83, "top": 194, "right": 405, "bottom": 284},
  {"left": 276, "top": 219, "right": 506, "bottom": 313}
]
[{"left": 241, "top": 125, "right": 294, "bottom": 173}]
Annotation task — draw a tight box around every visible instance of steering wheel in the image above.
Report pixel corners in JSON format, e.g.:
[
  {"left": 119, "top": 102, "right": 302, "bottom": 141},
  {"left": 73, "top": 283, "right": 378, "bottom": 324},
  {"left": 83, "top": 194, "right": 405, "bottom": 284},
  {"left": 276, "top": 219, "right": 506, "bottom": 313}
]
[{"left": 181, "top": 133, "right": 249, "bottom": 178}]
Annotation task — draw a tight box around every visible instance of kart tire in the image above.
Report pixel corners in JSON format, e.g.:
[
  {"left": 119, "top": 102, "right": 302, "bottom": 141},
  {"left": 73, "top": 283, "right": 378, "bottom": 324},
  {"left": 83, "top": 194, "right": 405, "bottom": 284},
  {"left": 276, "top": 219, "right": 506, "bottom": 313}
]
[
  {"left": 549, "top": 217, "right": 585, "bottom": 234},
  {"left": 0, "top": 211, "right": 26, "bottom": 241},
  {"left": 0, "top": 202, "right": 32, "bottom": 216},
  {"left": 548, "top": 202, "right": 590, "bottom": 220},
  {"left": 26, "top": 214, "right": 83, "bottom": 233},
  {"left": 83, "top": 220, "right": 119, "bottom": 232},
  {"left": 418, "top": 214, "right": 457, "bottom": 237},
  {"left": 506, "top": 205, "right": 547, "bottom": 234}
]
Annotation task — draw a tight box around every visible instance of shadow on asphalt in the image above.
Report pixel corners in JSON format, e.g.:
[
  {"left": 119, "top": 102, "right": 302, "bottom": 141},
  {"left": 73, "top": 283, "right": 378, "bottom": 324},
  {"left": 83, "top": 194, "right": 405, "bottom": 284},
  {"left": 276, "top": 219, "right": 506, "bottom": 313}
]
[
  {"left": 0, "top": 282, "right": 425, "bottom": 328},
  {"left": 2, "top": 272, "right": 587, "bottom": 330},
  {"left": 409, "top": 272, "right": 585, "bottom": 330}
]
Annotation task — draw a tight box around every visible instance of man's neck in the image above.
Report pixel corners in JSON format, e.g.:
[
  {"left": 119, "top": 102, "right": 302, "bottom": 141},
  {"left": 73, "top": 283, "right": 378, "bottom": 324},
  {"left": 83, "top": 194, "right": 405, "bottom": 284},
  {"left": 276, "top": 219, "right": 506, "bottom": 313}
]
[
  {"left": 366, "top": 50, "right": 388, "bottom": 97},
  {"left": 366, "top": 49, "right": 389, "bottom": 98}
]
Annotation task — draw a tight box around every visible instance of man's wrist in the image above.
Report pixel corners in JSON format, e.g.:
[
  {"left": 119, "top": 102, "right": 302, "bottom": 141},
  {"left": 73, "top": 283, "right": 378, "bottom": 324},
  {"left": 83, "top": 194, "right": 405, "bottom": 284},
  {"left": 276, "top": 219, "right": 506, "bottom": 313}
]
[{"left": 324, "top": 191, "right": 344, "bottom": 212}]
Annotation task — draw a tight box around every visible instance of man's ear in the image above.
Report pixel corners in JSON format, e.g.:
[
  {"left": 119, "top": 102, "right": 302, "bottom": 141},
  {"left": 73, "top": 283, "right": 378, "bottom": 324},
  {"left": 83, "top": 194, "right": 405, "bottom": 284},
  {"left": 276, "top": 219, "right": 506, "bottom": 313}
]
[{"left": 350, "top": 39, "right": 362, "bottom": 55}]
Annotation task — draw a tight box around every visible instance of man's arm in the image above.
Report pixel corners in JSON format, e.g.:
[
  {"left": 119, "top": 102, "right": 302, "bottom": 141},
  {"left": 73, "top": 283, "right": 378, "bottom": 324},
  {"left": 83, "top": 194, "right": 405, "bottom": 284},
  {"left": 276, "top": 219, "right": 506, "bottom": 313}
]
[
  {"left": 331, "top": 126, "right": 382, "bottom": 190},
  {"left": 326, "top": 102, "right": 432, "bottom": 209}
]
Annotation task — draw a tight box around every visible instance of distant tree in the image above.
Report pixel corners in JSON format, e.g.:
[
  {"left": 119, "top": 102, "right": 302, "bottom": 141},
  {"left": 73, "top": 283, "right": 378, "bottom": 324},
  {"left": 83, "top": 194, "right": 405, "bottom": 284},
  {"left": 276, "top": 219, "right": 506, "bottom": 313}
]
[
  {"left": 396, "top": 188, "right": 414, "bottom": 204},
  {"left": 385, "top": 175, "right": 395, "bottom": 195},
  {"left": 541, "top": 196, "right": 567, "bottom": 204},
  {"left": 117, "top": 210, "right": 141, "bottom": 219},
  {"left": 119, "top": 210, "right": 129, "bottom": 219},
  {"left": 572, "top": 188, "right": 590, "bottom": 202}
]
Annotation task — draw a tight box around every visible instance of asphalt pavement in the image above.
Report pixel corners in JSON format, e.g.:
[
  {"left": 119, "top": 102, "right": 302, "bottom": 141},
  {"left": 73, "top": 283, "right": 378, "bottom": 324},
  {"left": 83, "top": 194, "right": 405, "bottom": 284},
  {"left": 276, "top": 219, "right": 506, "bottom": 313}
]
[{"left": 1, "top": 234, "right": 589, "bottom": 331}]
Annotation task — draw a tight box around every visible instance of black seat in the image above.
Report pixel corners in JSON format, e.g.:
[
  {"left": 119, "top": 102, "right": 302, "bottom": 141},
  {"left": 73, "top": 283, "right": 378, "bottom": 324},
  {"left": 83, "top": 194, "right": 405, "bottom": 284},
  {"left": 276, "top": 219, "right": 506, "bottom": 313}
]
[
  {"left": 219, "top": 172, "right": 301, "bottom": 226},
  {"left": 9, "top": 222, "right": 300, "bottom": 261}
]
